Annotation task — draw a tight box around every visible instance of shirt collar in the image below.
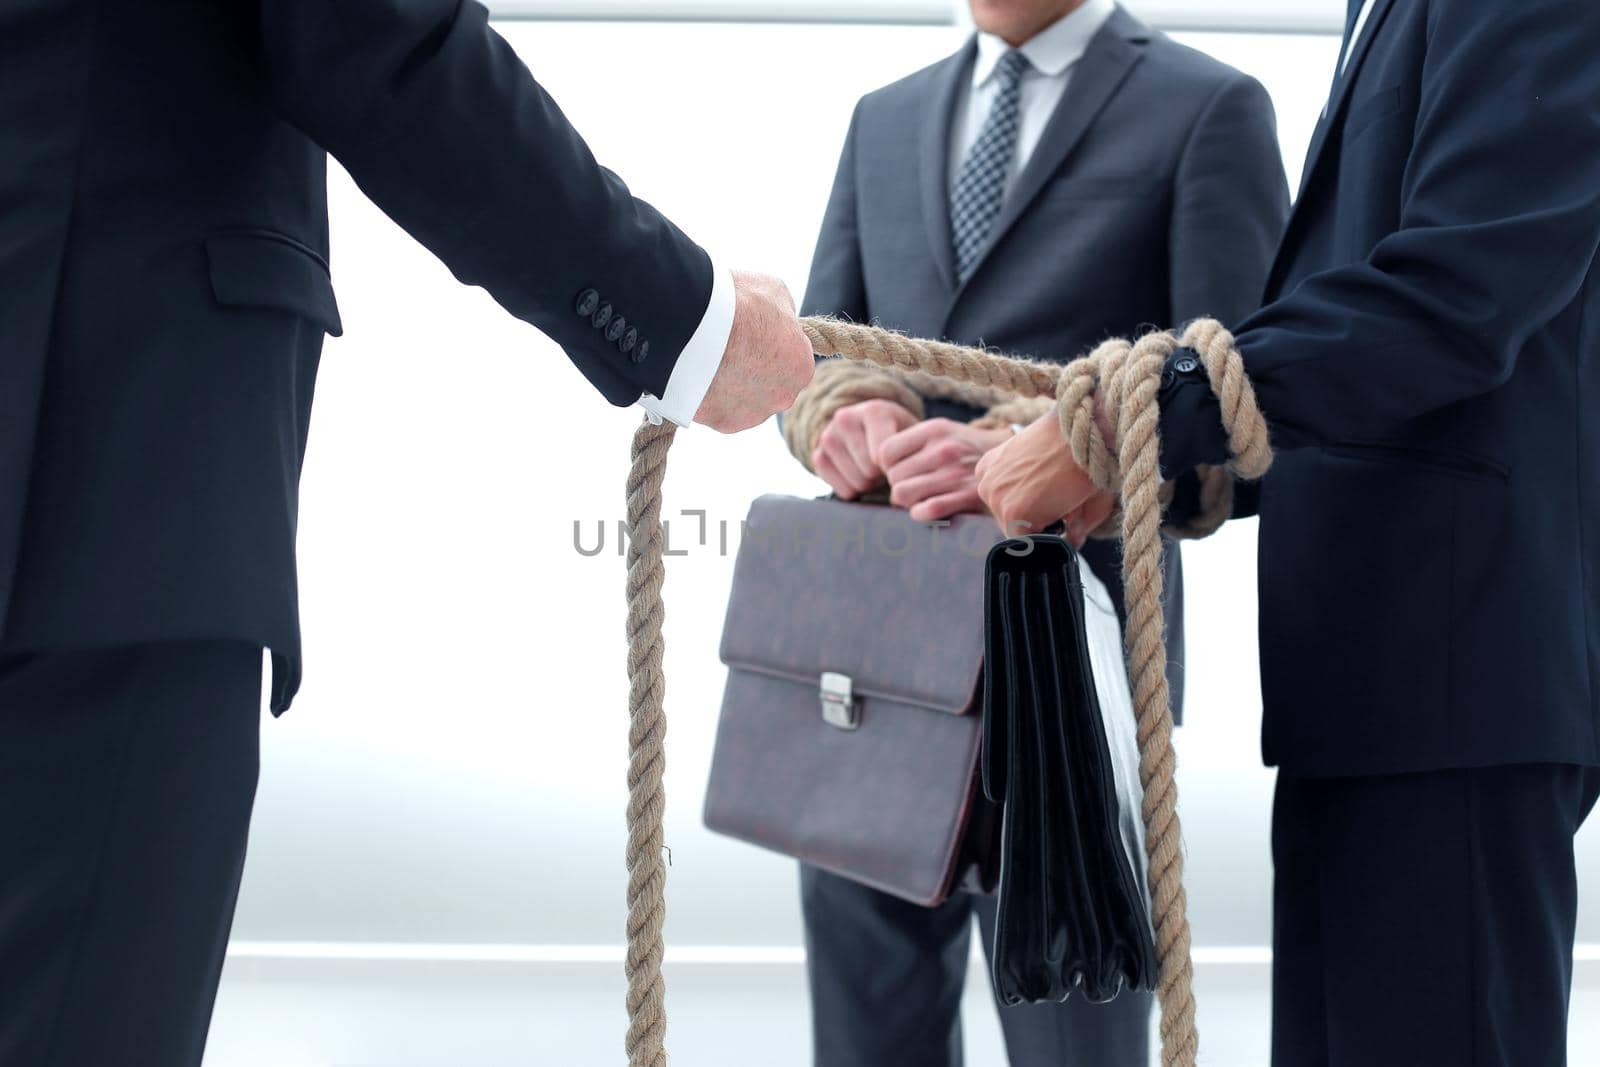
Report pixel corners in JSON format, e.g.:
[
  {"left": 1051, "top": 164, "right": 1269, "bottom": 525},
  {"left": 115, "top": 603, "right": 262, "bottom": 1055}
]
[{"left": 971, "top": 0, "right": 1116, "bottom": 87}]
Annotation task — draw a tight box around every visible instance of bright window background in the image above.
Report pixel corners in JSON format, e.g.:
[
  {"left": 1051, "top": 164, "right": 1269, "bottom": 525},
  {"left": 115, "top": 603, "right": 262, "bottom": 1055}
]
[
  {"left": 491, "top": 0, "right": 1347, "bottom": 33},
  {"left": 216, "top": 17, "right": 1599, "bottom": 1066}
]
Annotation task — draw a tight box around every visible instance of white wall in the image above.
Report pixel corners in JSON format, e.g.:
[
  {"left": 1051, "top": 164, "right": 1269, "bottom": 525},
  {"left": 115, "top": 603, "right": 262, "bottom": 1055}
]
[{"left": 229, "top": 12, "right": 1598, "bottom": 988}]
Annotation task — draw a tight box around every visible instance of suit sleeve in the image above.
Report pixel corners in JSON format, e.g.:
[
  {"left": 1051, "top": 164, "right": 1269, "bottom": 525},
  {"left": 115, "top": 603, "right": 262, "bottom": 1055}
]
[
  {"left": 1163, "top": 71, "right": 1288, "bottom": 522},
  {"left": 1163, "top": 0, "right": 1600, "bottom": 472},
  {"left": 254, "top": 0, "right": 711, "bottom": 406},
  {"left": 782, "top": 102, "right": 881, "bottom": 446},
  {"left": 799, "top": 102, "right": 869, "bottom": 323},
  {"left": 1168, "top": 72, "right": 1289, "bottom": 327}
]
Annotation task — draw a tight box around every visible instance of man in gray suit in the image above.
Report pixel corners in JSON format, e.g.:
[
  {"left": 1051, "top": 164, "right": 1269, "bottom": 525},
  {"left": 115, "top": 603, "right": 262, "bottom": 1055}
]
[{"left": 781, "top": 1, "right": 1289, "bottom": 1064}]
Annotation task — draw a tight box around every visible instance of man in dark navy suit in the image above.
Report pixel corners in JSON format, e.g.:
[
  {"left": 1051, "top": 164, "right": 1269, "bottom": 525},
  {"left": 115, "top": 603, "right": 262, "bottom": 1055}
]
[
  {"left": 0, "top": 2, "right": 814, "bottom": 1065},
  {"left": 782, "top": 1, "right": 1287, "bottom": 1063},
  {"left": 977, "top": 0, "right": 1600, "bottom": 1062}
]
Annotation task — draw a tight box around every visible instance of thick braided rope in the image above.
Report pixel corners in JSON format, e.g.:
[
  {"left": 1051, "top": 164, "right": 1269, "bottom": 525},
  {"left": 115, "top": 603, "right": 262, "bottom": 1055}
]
[
  {"left": 623, "top": 419, "right": 675, "bottom": 1067},
  {"left": 1054, "top": 321, "right": 1269, "bottom": 1065},
  {"left": 802, "top": 318, "right": 1063, "bottom": 399},
  {"left": 619, "top": 315, "right": 1268, "bottom": 1067},
  {"left": 780, "top": 358, "right": 928, "bottom": 469}
]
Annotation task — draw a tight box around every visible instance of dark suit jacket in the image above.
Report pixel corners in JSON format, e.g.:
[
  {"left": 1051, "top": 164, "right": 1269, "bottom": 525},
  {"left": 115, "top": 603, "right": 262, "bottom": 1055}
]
[
  {"left": 0, "top": 0, "right": 709, "bottom": 709},
  {"left": 1161, "top": 0, "right": 1600, "bottom": 775},
  {"left": 801, "top": 6, "right": 1289, "bottom": 715}
]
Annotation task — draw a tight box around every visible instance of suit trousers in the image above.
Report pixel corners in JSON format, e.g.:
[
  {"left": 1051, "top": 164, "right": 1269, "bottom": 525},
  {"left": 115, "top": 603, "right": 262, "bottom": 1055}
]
[
  {"left": 801, "top": 864, "right": 1151, "bottom": 1067},
  {"left": 1272, "top": 763, "right": 1600, "bottom": 1067},
  {"left": 0, "top": 641, "right": 263, "bottom": 1067}
]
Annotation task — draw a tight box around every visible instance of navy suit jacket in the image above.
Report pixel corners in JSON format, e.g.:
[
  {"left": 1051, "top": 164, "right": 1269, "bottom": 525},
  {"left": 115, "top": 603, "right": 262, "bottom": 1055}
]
[
  {"left": 801, "top": 6, "right": 1290, "bottom": 716},
  {"left": 0, "top": 0, "right": 710, "bottom": 709},
  {"left": 1161, "top": 0, "right": 1600, "bottom": 775}
]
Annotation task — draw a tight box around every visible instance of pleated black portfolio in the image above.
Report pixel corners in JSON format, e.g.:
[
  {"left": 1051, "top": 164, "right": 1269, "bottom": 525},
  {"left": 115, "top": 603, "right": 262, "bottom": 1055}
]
[{"left": 982, "top": 534, "right": 1158, "bottom": 1005}]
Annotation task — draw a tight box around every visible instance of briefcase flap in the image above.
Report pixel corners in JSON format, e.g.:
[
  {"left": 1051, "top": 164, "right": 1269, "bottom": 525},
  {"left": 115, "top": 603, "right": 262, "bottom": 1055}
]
[{"left": 718, "top": 495, "right": 1002, "bottom": 715}]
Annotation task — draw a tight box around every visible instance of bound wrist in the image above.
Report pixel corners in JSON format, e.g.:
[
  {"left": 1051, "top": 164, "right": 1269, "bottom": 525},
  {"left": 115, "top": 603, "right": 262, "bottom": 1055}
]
[{"left": 1156, "top": 347, "right": 1230, "bottom": 478}]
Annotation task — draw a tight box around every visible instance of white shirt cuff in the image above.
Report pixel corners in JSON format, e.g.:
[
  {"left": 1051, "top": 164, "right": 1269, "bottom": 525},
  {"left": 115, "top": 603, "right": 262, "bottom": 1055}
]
[{"left": 638, "top": 261, "right": 734, "bottom": 427}]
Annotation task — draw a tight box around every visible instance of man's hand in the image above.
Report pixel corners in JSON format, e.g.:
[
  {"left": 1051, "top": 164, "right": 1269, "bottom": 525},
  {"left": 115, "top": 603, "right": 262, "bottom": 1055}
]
[
  {"left": 975, "top": 411, "right": 1105, "bottom": 541},
  {"left": 875, "top": 418, "right": 1012, "bottom": 522},
  {"left": 812, "top": 398, "right": 919, "bottom": 499},
  {"left": 694, "top": 271, "right": 814, "bottom": 433},
  {"left": 1062, "top": 491, "right": 1118, "bottom": 549}
]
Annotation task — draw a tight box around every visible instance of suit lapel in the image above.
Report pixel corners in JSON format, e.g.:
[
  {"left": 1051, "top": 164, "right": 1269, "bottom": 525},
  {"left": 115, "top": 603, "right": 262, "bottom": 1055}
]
[
  {"left": 947, "top": 10, "right": 1146, "bottom": 310},
  {"left": 1295, "top": 0, "right": 1399, "bottom": 202},
  {"left": 919, "top": 40, "right": 977, "bottom": 295},
  {"left": 1267, "top": 0, "right": 1399, "bottom": 291}
]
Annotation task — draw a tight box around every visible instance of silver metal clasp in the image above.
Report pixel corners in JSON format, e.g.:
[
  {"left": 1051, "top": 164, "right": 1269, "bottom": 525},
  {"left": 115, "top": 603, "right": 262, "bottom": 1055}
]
[{"left": 819, "top": 671, "right": 859, "bottom": 731}]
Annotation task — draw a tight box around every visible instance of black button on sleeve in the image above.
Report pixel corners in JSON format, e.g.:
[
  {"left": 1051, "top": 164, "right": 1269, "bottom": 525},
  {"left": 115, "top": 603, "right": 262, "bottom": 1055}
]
[
  {"left": 575, "top": 289, "right": 600, "bottom": 317},
  {"left": 620, "top": 327, "right": 638, "bottom": 354},
  {"left": 605, "top": 315, "right": 627, "bottom": 343},
  {"left": 632, "top": 340, "right": 649, "bottom": 365},
  {"left": 1159, "top": 348, "right": 1207, "bottom": 399},
  {"left": 591, "top": 303, "right": 613, "bottom": 330}
]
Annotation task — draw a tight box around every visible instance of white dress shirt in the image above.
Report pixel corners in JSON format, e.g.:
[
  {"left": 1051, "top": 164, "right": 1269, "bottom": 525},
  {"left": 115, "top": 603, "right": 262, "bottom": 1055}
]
[
  {"left": 949, "top": 0, "right": 1116, "bottom": 201},
  {"left": 1341, "top": 0, "right": 1379, "bottom": 76},
  {"left": 1319, "top": 0, "right": 1377, "bottom": 120},
  {"left": 636, "top": 261, "right": 734, "bottom": 427}
]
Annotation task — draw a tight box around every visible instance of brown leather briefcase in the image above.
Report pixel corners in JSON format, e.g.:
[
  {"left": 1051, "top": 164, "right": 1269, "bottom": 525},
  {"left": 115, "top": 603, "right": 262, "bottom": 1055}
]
[{"left": 703, "top": 494, "right": 1003, "bottom": 907}]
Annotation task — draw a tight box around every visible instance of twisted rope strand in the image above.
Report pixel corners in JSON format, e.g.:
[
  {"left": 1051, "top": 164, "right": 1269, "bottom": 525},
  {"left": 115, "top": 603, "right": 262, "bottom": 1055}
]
[
  {"left": 802, "top": 318, "right": 1062, "bottom": 400},
  {"left": 623, "top": 419, "right": 674, "bottom": 1067},
  {"left": 620, "top": 316, "right": 1269, "bottom": 1067},
  {"left": 1182, "top": 318, "right": 1271, "bottom": 479}
]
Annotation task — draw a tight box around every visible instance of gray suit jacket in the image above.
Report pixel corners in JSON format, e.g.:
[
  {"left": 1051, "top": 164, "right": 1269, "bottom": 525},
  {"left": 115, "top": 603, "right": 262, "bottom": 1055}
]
[{"left": 801, "top": 5, "right": 1291, "bottom": 713}]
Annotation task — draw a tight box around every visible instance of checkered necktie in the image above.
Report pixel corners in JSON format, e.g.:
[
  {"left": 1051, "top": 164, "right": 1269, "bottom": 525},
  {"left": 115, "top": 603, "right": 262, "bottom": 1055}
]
[{"left": 951, "top": 49, "right": 1032, "bottom": 284}]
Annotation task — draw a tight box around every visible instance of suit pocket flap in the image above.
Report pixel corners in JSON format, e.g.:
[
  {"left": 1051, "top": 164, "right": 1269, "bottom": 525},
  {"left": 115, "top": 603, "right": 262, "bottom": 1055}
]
[
  {"left": 206, "top": 230, "right": 343, "bottom": 337},
  {"left": 1344, "top": 85, "right": 1404, "bottom": 140}
]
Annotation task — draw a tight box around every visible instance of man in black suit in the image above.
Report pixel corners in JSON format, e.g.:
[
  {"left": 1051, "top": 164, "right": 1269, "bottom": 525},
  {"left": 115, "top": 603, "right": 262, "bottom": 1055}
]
[
  {"left": 977, "top": 0, "right": 1600, "bottom": 1062},
  {"left": 0, "top": 3, "right": 815, "bottom": 1065},
  {"left": 782, "top": 1, "right": 1288, "bottom": 1063}
]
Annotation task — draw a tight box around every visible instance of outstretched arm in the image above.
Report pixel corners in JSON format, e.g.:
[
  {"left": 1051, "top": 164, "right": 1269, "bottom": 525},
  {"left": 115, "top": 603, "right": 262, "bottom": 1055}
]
[{"left": 256, "top": 0, "right": 809, "bottom": 427}]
